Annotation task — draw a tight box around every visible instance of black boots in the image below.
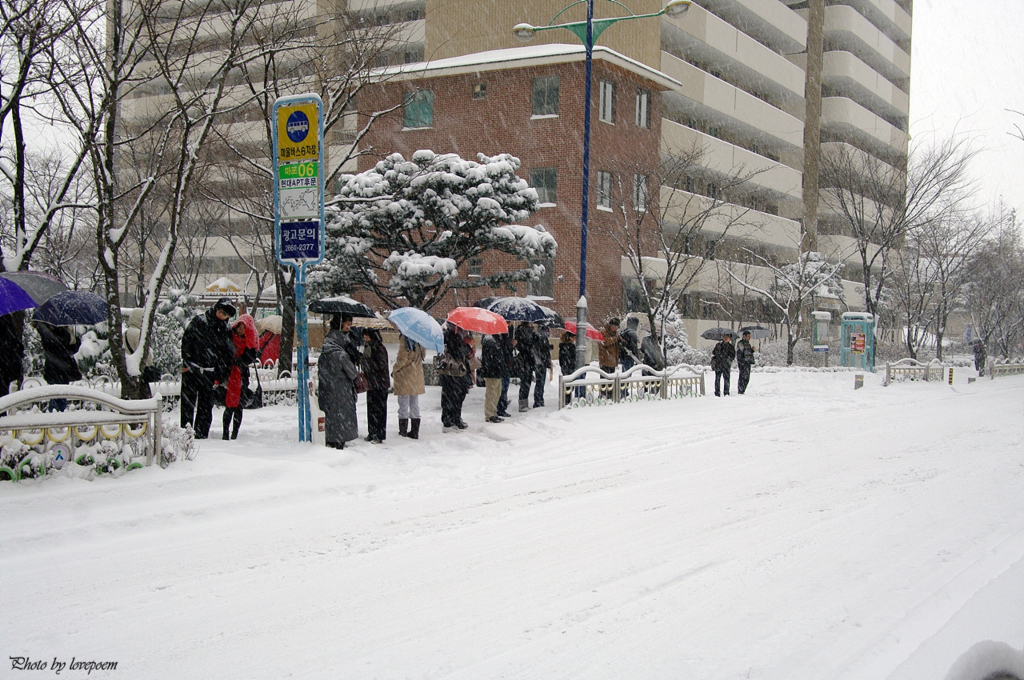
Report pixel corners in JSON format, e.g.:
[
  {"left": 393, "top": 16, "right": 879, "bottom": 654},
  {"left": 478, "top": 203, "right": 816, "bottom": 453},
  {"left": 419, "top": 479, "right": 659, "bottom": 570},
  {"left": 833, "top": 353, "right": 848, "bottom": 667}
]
[
  {"left": 399, "top": 419, "right": 409, "bottom": 437},
  {"left": 409, "top": 418, "right": 420, "bottom": 439}
]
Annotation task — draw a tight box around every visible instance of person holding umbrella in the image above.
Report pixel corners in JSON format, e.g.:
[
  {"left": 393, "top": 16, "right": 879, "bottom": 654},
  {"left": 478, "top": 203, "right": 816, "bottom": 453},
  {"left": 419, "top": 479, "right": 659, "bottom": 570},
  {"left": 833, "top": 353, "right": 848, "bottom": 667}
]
[
  {"left": 736, "top": 330, "right": 755, "bottom": 395},
  {"left": 495, "top": 331, "right": 515, "bottom": 418},
  {"left": 532, "top": 323, "right": 552, "bottom": 408},
  {"left": 32, "top": 319, "right": 82, "bottom": 411},
  {"left": 180, "top": 297, "right": 235, "bottom": 438},
  {"left": 392, "top": 334, "right": 425, "bottom": 439},
  {"left": 514, "top": 321, "right": 539, "bottom": 412},
  {"left": 0, "top": 313, "right": 25, "bottom": 398},
  {"left": 711, "top": 331, "right": 736, "bottom": 397}
]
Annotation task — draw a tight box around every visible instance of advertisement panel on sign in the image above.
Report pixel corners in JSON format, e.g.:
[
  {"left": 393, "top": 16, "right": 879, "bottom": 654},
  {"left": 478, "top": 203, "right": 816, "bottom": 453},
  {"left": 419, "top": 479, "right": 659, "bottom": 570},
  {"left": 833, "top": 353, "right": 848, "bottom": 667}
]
[
  {"left": 852, "top": 332, "right": 866, "bottom": 354},
  {"left": 279, "top": 221, "right": 321, "bottom": 261}
]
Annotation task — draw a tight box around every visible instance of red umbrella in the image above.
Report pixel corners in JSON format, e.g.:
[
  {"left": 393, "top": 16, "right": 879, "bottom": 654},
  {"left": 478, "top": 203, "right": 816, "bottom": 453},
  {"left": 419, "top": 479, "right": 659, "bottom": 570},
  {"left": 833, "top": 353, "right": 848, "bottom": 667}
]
[
  {"left": 446, "top": 307, "right": 508, "bottom": 335},
  {"left": 564, "top": 321, "right": 604, "bottom": 342}
]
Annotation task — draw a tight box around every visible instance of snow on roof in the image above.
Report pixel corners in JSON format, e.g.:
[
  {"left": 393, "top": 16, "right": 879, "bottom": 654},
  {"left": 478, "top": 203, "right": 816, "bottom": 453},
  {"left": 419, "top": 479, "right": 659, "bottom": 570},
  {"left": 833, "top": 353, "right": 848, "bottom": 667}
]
[
  {"left": 372, "top": 44, "right": 681, "bottom": 90},
  {"left": 206, "top": 277, "right": 241, "bottom": 292}
]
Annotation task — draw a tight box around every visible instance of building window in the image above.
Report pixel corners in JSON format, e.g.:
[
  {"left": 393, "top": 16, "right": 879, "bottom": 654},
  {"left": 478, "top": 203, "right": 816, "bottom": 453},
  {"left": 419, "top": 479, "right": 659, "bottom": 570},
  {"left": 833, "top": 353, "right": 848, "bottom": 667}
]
[
  {"left": 403, "top": 49, "right": 423, "bottom": 64},
  {"left": 527, "top": 258, "right": 555, "bottom": 298},
  {"left": 468, "top": 257, "right": 482, "bottom": 277},
  {"left": 597, "top": 170, "right": 613, "bottom": 209},
  {"left": 685, "top": 176, "right": 696, "bottom": 194},
  {"left": 405, "top": 8, "right": 420, "bottom": 20},
  {"left": 403, "top": 90, "right": 433, "bottom": 128},
  {"left": 599, "top": 79, "right": 614, "bottom": 123},
  {"left": 472, "top": 82, "right": 487, "bottom": 99},
  {"left": 532, "top": 76, "right": 559, "bottom": 116},
  {"left": 634, "top": 173, "right": 648, "bottom": 213},
  {"left": 529, "top": 167, "right": 557, "bottom": 205},
  {"left": 707, "top": 181, "right": 719, "bottom": 199},
  {"left": 635, "top": 88, "right": 650, "bottom": 128}
]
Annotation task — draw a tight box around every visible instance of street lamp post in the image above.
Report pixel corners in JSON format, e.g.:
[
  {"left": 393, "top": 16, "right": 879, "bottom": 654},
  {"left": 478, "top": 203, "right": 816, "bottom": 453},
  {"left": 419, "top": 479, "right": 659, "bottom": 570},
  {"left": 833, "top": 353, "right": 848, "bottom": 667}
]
[{"left": 514, "top": 0, "right": 690, "bottom": 370}]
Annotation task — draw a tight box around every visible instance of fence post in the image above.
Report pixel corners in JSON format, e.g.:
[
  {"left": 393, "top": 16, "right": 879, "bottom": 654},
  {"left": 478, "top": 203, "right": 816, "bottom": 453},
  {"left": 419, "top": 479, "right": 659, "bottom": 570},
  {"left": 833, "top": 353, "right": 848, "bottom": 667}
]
[
  {"left": 660, "top": 369, "right": 668, "bottom": 399},
  {"left": 948, "top": 367, "right": 954, "bottom": 385},
  {"left": 700, "top": 371, "right": 706, "bottom": 396},
  {"left": 884, "top": 362, "right": 891, "bottom": 386},
  {"left": 924, "top": 364, "right": 930, "bottom": 382},
  {"left": 613, "top": 371, "right": 620, "bottom": 404},
  {"left": 557, "top": 374, "right": 564, "bottom": 411}
]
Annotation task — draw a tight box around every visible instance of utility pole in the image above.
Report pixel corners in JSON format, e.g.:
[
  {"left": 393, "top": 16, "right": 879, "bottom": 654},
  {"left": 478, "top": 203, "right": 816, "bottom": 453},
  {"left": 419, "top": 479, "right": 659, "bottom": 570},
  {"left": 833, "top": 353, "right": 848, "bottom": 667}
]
[{"left": 801, "top": 0, "right": 824, "bottom": 254}]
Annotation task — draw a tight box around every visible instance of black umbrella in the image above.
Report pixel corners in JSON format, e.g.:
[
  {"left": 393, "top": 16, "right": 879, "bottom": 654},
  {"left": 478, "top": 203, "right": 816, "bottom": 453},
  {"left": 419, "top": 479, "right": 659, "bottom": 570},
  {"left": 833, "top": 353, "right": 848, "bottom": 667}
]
[
  {"left": 308, "top": 295, "right": 375, "bottom": 317},
  {"left": 472, "top": 296, "right": 500, "bottom": 309},
  {"left": 487, "top": 297, "right": 547, "bottom": 323},
  {"left": 0, "top": 271, "right": 68, "bottom": 306},
  {"left": 537, "top": 305, "right": 565, "bottom": 329},
  {"left": 700, "top": 327, "right": 736, "bottom": 341},
  {"left": 739, "top": 325, "right": 771, "bottom": 339},
  {"left": 32, "top": 290, "right": 107, "bottom": 326}
]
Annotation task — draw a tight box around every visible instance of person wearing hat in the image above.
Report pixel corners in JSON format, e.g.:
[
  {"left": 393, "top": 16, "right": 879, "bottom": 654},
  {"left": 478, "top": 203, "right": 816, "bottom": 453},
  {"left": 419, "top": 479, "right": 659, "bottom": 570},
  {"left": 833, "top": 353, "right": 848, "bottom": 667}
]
[
  {"left": 558, "top": 330, "right": 579, "bottom": 406},
  {"left": 736, "top": 330, "right": 755, "bottom": 394},
  {"left": 711, "top": 331, "right": 736, "bottom": 397},
  {"left": 180, "top": 297, "right": 235, "bottom": 438},
  {"left": 598, "top": 317, "right": 621, "bottom": 399}
]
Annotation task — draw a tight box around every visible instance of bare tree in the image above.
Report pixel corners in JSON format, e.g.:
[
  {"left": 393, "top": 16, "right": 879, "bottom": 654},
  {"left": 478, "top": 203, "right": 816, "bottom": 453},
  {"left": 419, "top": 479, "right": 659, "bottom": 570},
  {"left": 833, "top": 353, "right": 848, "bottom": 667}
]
[
  {"left": 1, "top": 0, "right": 93, "bottom": 273},
  {"left": 964, "top": 205, "right": 1024, "bottom": 358},
  {"left": 596, "top": 142, "right": 769, "bottom": 344},
  {"left": 891, "top": 208, "right": 992, "bottom": 360},
  {"left": 726, "top": 250, "right": 844, "bottom": 365},
  {"left": 203, "top": 4, "right": 407, "bottom": 375},
  {"left": 821, "top": 136, "right": 977, "bottom": 320}
]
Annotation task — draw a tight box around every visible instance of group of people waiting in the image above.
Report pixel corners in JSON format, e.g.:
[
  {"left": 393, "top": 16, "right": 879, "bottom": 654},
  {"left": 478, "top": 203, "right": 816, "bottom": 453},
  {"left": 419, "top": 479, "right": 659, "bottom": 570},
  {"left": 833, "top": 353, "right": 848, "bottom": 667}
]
[{"left": 710, "top": 331, "right": 756, "bottom": 396}]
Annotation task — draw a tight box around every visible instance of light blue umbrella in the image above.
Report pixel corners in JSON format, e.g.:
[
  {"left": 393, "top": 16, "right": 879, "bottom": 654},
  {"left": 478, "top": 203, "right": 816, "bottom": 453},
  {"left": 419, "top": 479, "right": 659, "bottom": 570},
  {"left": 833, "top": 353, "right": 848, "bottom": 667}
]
[{"left": 388, "top": 307, "right": 444, "bottom": 353}]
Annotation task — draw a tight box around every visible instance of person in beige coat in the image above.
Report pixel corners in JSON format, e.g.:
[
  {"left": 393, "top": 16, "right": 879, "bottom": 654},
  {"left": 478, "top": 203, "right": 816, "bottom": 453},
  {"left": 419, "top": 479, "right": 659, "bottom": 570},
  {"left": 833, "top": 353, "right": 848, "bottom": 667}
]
[{"left": 391, "top": 334, "right": 426, "bottom": 438}]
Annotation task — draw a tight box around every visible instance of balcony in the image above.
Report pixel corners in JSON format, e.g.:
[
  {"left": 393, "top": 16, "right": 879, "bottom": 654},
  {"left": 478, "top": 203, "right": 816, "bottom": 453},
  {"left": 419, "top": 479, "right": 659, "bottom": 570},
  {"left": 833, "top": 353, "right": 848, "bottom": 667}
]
[
  {"left": 823, "top": 5, "right": 911, "bottom": 86},
  {"left": 821, "top": 97, "right": 908, "bottom": 160},
  {"left": 832, "top": 0, "right": 913, "bottom": 47},
  {"left": 660, "top": 53, "right": 804, "bottom": 150},
  {"left": 823, "top": 51, "right": 909, "bottom": 127},
  {"left": 658, "top": 185, "right": 802, "bottom": 251},
  {"left": 662, "top": 121, "right": 802, "bottom": 199},
  {"left": 683, "top": 0, "right": 807, "bottom": 55},
  {"left": 662, "top": 4, "right": 805, "bottom": 102}
]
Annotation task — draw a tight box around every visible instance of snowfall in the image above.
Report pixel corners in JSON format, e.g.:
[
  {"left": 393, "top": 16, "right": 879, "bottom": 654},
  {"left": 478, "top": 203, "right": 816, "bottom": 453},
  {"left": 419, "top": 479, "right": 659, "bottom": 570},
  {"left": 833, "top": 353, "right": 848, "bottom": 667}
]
[{"left": 2, "top": 366, "right": 1023, "bottom": 680}]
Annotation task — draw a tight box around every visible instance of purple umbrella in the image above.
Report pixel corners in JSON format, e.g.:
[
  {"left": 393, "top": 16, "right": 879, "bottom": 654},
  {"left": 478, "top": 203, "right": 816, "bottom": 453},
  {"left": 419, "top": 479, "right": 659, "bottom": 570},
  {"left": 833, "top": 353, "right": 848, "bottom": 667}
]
[
  {"left": 0, "top": 277, "right": 38, "bottom": 316},
  {"left": 32, "top": 290, "right": 107, "bottom": 326},
  {"left": 0, "top": 271, "right": 68, "bottom": 306}
]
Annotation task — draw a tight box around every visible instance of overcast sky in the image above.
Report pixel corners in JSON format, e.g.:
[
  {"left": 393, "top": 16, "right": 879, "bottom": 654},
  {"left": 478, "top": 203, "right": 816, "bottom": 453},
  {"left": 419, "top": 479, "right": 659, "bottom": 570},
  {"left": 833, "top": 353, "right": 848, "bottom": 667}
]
[{"left": 909, "top": 0, "right": 1024, "bottom": 217}]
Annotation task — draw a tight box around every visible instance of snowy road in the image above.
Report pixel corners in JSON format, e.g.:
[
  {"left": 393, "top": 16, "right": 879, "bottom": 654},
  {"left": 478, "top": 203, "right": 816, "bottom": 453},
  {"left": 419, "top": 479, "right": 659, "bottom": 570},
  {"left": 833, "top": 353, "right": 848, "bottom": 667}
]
[{"left": 2, "top": 371, "right": 1022, "bottom": 679}]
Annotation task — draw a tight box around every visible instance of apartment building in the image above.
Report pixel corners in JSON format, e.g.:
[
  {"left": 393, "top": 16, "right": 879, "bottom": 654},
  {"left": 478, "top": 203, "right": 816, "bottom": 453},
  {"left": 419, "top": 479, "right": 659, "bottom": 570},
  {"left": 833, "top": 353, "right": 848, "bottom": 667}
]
[{"left": 125, "top": 0, "right": 912, "bottom": 338}]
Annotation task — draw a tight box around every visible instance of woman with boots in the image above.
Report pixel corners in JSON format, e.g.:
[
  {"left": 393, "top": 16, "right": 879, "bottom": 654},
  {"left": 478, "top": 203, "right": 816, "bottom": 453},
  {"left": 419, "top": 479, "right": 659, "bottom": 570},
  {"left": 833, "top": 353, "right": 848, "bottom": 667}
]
[
  {"left": 361, "top": 328, "right": 390, "bottom": 444},
  {"left": 440, "top": 324, "right": 471, "bottom": 430},
  {"left": 392, "top": 334, "right": 425, "bottom": 439},
  {"left": 223, "top": 314, "right": 258, "bottom": 440}
]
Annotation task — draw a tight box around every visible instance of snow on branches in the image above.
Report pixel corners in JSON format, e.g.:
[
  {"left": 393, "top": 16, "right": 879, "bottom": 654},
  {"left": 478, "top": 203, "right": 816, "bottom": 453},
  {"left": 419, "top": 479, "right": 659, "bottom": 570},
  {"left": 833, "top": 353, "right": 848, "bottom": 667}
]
[{"left": 308, "top": 151, "right": 557, "bottom": 311}]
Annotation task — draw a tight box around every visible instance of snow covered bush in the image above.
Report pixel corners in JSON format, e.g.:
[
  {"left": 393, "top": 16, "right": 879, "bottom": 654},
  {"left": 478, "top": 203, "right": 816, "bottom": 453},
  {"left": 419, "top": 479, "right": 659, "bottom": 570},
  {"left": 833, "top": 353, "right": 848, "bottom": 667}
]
[{"left": 310, "top": 150, "right": 557, "bottom": 311}]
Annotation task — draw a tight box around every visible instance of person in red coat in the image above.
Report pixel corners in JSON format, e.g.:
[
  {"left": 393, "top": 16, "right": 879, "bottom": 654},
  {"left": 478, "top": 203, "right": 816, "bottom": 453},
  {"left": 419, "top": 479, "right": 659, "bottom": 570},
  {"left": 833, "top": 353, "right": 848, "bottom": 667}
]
[{"left": 223, "top": 314, "right": 258, "bottom": 440}]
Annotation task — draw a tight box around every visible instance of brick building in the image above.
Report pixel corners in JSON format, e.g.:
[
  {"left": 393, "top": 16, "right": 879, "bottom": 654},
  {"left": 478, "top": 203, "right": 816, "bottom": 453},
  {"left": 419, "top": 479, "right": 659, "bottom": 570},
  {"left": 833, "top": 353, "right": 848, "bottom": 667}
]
[{"left": 357, "top": 44, "right": 679, "bottom": 325}]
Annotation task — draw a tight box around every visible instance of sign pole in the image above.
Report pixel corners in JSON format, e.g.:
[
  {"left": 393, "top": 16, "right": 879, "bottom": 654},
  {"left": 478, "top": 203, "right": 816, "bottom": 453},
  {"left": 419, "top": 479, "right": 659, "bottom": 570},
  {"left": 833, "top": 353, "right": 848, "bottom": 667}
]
[{"left": 272, "top": 94, "right": 325, "bottom": 442}]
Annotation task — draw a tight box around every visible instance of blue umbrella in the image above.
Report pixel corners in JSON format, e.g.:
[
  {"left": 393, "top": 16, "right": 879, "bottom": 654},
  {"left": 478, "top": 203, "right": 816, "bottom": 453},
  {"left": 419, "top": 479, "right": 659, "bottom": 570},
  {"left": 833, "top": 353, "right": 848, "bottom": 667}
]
[
  {"left": 0, "top": 277, "right": 38, "bottom": 316},
  {"left": 388, "top": 307, "right": 444, "bottom": 353},
  {"left": 0, "top": 271, "right": 68, "bottom": 306},
  {"left": 487, "top": 296, "right": 547, "bottom": 323},
  {"left": 32, "top": 290, "right": 107, "bottom": 326}
]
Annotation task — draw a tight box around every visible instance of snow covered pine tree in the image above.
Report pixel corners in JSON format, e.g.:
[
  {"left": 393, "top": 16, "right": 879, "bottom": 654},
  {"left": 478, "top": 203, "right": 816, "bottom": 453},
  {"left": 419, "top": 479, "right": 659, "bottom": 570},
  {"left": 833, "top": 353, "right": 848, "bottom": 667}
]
[{"left": 308, "top": 151, "right": 557, "bottom": 311}]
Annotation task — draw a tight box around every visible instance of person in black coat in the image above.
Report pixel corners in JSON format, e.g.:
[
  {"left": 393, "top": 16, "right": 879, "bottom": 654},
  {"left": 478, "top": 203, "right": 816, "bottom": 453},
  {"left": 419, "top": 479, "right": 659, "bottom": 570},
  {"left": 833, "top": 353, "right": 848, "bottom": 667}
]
[
  {"left": 34, "top": 319, "right": 83, "bottom": 412},
  {"left": 532, "top": 325, "right": 552, "bottom": 408},
  {"left": 440, "top": 324, "right": 472, "bottom": 430},
  {"left": 619, "top": 317, "right": 641, "bottom": 371},
  {"left": 180, "top": 297, "right": 235, "bottom": 438},
  {"left": 559, "top": 330, "right": 580, "bottom": 406},
  {"left": 735, "top": 330, "right": 755, "bottom": 394},
  {"left": 711, "top": 332, "right": 736, "bottom": 397},
  {"left": 495, "top": 332, "right": 515, "bottom": 417},
  {"left": 515, "top": 322, "right": 539, "bottom": 412},
  {"left": 480, "top": 334, "right": 505, "bottom": 422},
  {"left": 0, "top": 313, "right": 25, "bottom": 398},
  {"left": 361, "top": 328, "right": 390, "bottom": 443}
]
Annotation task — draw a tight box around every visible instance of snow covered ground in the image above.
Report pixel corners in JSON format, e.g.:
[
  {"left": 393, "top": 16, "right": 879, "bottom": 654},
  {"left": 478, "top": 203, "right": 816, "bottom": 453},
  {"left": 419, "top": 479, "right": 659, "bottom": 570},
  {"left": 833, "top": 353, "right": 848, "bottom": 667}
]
[{"left": 2, "top": 369, "right": 1022, "bottom": 679}]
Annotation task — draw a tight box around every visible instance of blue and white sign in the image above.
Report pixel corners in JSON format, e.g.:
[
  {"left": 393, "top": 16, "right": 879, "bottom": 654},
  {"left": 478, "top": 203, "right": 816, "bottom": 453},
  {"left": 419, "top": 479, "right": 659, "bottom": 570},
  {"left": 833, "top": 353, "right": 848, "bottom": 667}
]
[
  {"left": 279, "top": 221, "right": 321, "bottom": 261},
  {"left": 286, "top": 110, "right": 310, "bottom": 143}
]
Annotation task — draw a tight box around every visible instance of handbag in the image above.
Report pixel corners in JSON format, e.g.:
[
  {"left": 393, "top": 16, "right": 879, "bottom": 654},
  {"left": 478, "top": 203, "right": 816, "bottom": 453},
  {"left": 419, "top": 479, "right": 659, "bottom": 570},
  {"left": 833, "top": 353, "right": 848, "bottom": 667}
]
[
  {"left": 354, "top": 371, "right": 369, "bottom": 394},
  {"left": 432, "top": 354, "right": 466, "bottom": 378},
  {"left": 241, "top": 366, "right": 264, "bottom": 409}
]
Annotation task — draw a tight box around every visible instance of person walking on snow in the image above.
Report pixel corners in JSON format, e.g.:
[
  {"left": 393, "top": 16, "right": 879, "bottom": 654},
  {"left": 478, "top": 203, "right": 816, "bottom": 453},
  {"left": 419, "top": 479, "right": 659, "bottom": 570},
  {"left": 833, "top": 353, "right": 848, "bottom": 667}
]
[
  {"left": 736, "top": 330, "right": 755, "bottom": 395},
  {"left": 711, "top": 332, "right": 736, "bottom": 397},
  {"left": 973, "top": 340, "right": 987, "bottom": 374},
  {"left": 222, "top": 314, "right": 258, "bottom": 440},
  {"left": 180, "top": 297, "right": 234, "bottom": 438},
  {"left": 392, "top": 334, "right": 425, "bottom": 439}
]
